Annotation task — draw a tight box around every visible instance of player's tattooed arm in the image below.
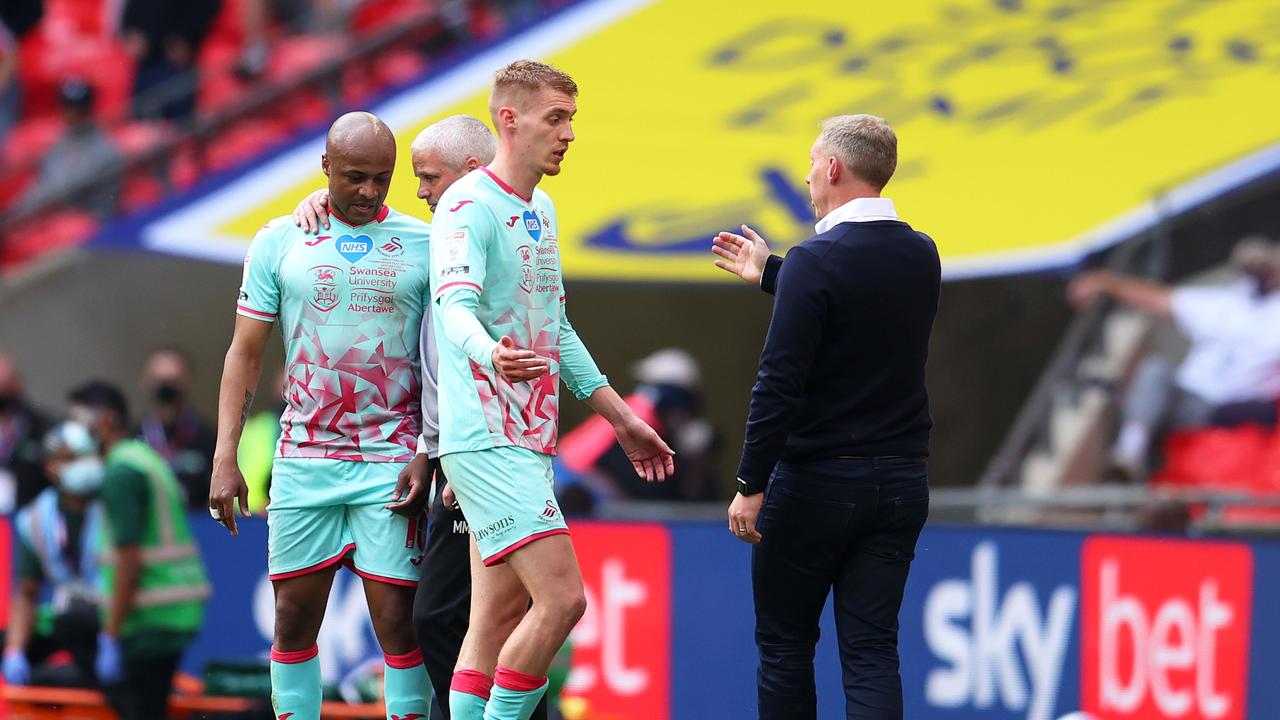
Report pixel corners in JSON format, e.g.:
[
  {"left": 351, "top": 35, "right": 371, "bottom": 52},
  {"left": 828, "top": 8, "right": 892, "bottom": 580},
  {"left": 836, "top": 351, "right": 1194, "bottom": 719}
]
[
  {"left": 211, "top": 314, "right": 273, "bottom": 533},
  {"left": 239, "top": 390, "right": 254, "bottom": 431}
]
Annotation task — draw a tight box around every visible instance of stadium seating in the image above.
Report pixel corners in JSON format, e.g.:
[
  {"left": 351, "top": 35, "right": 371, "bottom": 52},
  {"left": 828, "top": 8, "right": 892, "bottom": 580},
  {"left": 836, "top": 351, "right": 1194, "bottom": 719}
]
[{"left": 1152, "top": 416, "right": 1280, "bottom": 525}]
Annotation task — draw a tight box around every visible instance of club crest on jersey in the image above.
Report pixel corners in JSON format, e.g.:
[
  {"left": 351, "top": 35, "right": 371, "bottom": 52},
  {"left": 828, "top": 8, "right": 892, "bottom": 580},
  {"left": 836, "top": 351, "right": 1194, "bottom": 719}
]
[
  {"left": 309, "top": 265, "right": 341, "bottom": 312},
  {"left": 377, "top": 236, "right": 404, "bottom": 258},
  {"left": 336, "top": 234, "right": 373, "bottom": 263},
  {"left": 517, "top": 245, "right": 533, "bottom": 293},
  {"left": 522, "top": 210, "right": 542, "bottom": 242}
]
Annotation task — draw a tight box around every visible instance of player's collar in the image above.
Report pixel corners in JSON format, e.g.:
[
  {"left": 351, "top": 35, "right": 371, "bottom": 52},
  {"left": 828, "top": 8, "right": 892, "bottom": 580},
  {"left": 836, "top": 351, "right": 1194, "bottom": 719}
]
[
  {"left": 479, "top": 166, "right": 533, "bottom": 204},
  {"left": 328, "top": 204, "right": 390, "bottom": 227}
]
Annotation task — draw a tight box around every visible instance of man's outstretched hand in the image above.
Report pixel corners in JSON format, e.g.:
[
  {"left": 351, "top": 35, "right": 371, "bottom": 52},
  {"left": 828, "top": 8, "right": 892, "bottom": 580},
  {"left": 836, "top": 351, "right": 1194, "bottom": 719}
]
[{"left": 712, "top": 225, "right": 771, "bottom": 286}]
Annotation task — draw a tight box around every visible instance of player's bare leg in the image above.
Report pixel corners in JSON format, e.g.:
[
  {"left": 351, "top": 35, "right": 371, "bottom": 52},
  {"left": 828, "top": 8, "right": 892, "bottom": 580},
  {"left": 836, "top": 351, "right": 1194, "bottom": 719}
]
[
  {"left": 270, "top": 567, "right": 339, "bottom": 720},
  {"left": 479, "top": 534, "right": 586, "bottom": 720},
  {"left": 497, "top": 535, "right": 586, "bottom": 672},
  {"left": 450, "top": 536, "right": 529, "bottom": 719},
  {"left": 364, "top": 579, "right": 432, "bottom": 719}
]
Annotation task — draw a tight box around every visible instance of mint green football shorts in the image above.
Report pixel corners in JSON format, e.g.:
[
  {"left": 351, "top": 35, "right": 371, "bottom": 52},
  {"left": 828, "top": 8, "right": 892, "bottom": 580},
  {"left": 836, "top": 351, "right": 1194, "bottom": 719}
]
[
  {"left": 267, "top": 458, "right": 425, "bottom": 585},
  {"left": 439, "top": 446, "right": 569, "bottom": 565}
]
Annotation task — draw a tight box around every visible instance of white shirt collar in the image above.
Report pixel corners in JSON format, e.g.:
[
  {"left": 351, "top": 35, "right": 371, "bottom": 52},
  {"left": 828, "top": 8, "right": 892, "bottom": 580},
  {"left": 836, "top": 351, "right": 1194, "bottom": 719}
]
[{"left": 814, "top": 197, "right": 899, "bottom": 234}]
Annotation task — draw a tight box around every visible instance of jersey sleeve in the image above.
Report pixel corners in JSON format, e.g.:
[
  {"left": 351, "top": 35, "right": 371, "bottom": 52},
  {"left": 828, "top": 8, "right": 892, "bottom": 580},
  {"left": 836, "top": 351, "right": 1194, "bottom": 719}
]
[
  {"left": 559, "top": 303, "right": 608, "bottom": 401},
  {"left": 431, "top": 199, "right": 489, "bottom": 302},
  {"left": 236, "top": 222, "right": 283, "bottom": 322}
]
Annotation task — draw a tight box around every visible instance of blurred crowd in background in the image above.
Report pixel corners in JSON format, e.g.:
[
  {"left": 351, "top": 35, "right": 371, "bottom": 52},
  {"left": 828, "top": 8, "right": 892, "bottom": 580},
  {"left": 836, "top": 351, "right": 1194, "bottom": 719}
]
[{"left": 0, "top": 0, "right": 571, "bottom": 267}]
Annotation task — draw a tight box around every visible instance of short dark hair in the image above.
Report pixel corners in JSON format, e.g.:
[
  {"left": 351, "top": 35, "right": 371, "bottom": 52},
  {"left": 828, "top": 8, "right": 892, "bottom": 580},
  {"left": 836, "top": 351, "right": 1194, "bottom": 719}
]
[{"left": 69, "top": 380, "right": 129, "bottom": 426}]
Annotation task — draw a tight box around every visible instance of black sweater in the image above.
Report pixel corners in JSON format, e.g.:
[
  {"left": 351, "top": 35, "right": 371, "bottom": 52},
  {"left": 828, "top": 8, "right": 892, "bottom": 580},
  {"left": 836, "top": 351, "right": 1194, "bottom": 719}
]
[{"left": 736, "top": 220, "right": 940, "bottom": 489}]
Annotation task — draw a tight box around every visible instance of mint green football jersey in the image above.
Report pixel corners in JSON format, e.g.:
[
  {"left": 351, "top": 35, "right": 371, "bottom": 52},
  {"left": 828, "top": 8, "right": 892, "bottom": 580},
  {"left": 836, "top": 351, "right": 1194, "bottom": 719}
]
[
  {"left": 430, "top": 168, "right": 574, "bottom": 456},
  {"left": 237, "top": 206, "right": 431, "bottom": 462}
]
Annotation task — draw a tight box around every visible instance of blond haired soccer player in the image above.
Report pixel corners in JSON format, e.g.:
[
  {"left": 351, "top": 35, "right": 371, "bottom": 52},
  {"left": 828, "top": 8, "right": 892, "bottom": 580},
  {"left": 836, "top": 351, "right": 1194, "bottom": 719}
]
[{"left": 428, "top": 61, "right": 674, "bottom": 720}]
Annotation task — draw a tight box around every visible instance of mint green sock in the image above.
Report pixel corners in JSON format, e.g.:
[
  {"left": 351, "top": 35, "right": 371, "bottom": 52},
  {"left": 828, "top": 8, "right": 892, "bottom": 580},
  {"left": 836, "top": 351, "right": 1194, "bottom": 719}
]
[
  {"left": 482, "top": 678, "right": 547, "bottom": 720},
  {"left": 449, "top": 688, "right": 489, "bottom": 719},
  {"left": 384, "top": 649, "right": 432, "bottom": 720},
  {"left": 271, "top": 646, "right": 322, "bottom": 720}
]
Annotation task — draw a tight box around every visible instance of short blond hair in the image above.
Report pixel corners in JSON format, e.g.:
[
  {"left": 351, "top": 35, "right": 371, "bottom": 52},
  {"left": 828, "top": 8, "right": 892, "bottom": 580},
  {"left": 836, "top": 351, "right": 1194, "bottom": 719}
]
[
  {"left": 819, "top": 114, "right": 897, "bottom": 190},
  {"left": 488, "top": 60, "right": 578, "bottom": 124}
]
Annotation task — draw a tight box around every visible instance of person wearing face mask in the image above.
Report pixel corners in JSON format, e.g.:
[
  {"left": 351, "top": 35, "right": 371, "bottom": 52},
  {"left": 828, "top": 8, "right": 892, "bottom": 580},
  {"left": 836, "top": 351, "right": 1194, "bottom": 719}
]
[
  {"left": 1068, "top": 235, "right": 1280, "bottom": 479},
  {"left": 136, "top": 347, "right": 217, "bottom": 509},
  {"left": 0, "top": 353, "right": 51, "bottom": 513},
  {"left": 69, "top": 380, "right": 210, "bottom": 720},
  {"left": 2, "top": 422, "right": 105, "bottom": 689}
]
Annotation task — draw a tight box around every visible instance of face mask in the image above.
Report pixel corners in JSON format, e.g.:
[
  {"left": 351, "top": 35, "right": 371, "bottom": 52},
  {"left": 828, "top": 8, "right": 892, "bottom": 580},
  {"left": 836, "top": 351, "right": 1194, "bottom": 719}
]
[
  {"left": 59, "top": 457, "right": 104, "bottom": 496},
  {"left": 154, "top": 382, "right": 183, "bottom": 405}
]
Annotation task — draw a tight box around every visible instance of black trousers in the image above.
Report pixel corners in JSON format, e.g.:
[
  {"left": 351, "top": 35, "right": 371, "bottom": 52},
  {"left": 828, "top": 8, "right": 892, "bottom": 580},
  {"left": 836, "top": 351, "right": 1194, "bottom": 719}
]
[
  {"left": 752, "top": 457, "right": 929, "bottom": 720},
  {"left": 101, "top": 652, "right": 182, "bottom": 720},
  {"left": 412, "top": 474, "right": 548, "bottom": 720}
]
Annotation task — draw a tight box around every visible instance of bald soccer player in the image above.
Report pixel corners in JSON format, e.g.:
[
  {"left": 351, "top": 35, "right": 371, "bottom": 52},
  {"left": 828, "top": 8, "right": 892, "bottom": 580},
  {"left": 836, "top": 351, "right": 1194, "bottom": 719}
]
[{"left": 210, "top": 112, "right": 433, "bottom": 720}]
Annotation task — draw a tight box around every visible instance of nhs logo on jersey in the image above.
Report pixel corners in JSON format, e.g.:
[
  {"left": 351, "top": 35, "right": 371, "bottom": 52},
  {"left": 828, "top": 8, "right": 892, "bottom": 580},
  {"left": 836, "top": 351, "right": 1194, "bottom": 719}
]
[
  {"left": 336, "top": 234, "right": 373, "bottom": 263},
  {"left": 523, "top": 210, "right": 542, "bottom": 242}
]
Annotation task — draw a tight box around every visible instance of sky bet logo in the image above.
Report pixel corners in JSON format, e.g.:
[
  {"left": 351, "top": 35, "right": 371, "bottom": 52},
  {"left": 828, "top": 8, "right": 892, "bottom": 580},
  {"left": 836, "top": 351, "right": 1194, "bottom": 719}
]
[
  {"left": 1081, "top": 538, "right": 1251, "bottom": 720},
  {"left": 919, "top": 537, "right": 1253, "bottom": 720}
]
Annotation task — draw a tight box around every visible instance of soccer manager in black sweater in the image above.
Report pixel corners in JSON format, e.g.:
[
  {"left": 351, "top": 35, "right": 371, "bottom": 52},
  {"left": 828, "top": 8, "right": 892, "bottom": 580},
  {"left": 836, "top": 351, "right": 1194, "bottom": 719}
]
[{"left": 712, "top": 114, "right": 939, "bottom": 720}]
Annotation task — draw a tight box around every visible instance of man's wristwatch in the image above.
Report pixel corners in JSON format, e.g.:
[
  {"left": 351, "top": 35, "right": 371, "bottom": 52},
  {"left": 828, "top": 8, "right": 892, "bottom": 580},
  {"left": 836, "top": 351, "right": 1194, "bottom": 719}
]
[{"left": 736, "top": 477, "right": 764, "bottom": 497}]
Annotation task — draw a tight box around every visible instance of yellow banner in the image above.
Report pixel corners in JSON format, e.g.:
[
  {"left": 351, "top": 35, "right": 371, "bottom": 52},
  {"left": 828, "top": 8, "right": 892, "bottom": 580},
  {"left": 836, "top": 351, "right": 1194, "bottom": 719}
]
[{"left": 147, "top": 0, "right": 1280, "bottom": 280}]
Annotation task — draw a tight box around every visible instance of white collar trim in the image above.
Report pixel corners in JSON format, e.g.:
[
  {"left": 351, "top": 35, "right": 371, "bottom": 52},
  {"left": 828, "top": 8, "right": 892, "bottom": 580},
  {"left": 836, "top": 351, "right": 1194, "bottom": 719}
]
[{"left": 815, "top": 197, "right": 899, "bottom": 234}]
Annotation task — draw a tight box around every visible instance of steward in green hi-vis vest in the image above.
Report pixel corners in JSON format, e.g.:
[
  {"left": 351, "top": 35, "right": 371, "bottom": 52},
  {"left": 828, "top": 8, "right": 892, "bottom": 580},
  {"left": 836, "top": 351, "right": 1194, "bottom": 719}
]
[{"left": 99, "top": 439, "right": 210, "bottom": 639}]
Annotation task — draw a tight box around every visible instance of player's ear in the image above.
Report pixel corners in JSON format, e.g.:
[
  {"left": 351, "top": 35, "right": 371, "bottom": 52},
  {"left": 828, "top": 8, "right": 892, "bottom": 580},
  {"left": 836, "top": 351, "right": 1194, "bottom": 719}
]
[
  {"left": 464, "top": 156, "right": 480, "bottom": 171},
  {"left": 321, "top": 154, "right": 331, "bottom": 177},
  {"left": 498, "top": 106, "right": 517, "bottom": 131}
]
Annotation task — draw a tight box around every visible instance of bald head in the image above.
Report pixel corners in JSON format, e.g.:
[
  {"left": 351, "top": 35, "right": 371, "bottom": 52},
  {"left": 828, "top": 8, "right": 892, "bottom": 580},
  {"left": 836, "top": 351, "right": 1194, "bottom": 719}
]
[
  {"left": 323, "top": 112, "right": 397, "bottom": 225},
  {"left": 327, "top": 112, "right": 395, "bottom": 157}
]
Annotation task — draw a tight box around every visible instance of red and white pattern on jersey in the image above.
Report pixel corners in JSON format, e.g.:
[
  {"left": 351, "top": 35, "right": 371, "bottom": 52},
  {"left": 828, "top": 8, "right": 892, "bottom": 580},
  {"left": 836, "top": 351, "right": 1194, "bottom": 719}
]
[
  {"left": 470, "top": 302, "right": 562, "bottom": 454},
  {"left": 280, "top": 306, "right": 421, "bottom": 461}
]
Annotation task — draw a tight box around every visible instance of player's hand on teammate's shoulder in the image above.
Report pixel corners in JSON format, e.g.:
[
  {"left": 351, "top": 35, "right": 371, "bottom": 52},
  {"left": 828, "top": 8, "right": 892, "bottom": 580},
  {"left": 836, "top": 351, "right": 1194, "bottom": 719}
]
[
  {"left": 491, "top": 335, "right": 549, "bottom": 382},
  {"left": 712, "top": 224, "right": 771, "bottom": 286},
  {"left": 388, "top": 453, "right": 433, "bottom": 517},
  {"left": 209, "top": 457, "right": 252, "bottom": 536},
  {"left": 292, "top": 189, "right": 331, "bottom": 234},
  {"left": 613, "top": 414, "right": 676, "bottom": 483}
]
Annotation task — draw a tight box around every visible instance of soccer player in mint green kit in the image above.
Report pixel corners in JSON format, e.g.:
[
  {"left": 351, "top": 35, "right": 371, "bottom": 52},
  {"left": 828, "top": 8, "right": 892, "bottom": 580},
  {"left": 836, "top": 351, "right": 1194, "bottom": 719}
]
[
  {"left": 431, "top": 60, "right": 675, "bottom": 720},
  {"left": 209, "top": 112, "right": 433, "bottom": 720}
]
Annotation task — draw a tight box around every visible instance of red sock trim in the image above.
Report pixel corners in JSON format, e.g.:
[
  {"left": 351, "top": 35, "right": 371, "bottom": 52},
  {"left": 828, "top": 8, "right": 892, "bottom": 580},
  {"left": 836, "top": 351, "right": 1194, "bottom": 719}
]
[
  {"left": 384, "top": 648, "right": 424, "bottom": 669},
  {"left": 270, "top": 645, "right": 319, "bottom": 664},
  {"left": 494, "top": 665, "right": 547, "bottom": 693},
  {"left": 450, "top": 669, "right": 493, "bottom": 700}
]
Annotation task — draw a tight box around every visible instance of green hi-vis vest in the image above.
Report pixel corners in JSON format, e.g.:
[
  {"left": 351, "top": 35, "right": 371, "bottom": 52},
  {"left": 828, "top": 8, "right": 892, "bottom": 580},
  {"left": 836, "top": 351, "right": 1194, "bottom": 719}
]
[{"left": 100, "top": 439, "right": 210, "bottom": 637}]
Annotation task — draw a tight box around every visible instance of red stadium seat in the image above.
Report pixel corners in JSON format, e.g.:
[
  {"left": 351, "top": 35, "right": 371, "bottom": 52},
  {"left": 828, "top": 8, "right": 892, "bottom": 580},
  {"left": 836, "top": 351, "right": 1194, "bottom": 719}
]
[
  {"left": 267, "top": 35, "right": 345, "bottom": 81},
  {"left": 373, "top": 48, "right": 428, "bottom": 87},
  {"left": 350, "top": 0, "right": 434, "bottom": 36},
  {"left": 2, "top": 117, "right": 63, "bottom": 168},
  {"left": 1153, "top": 420, "right": 1280, "bottom": 526},
  {"left": 44, "top": 0, "right": 114, "bottom": 37},
  {"left": 17, "top": 34, "right": 134, "bottom": 121},
  {"left": 121, "top": 171, "right": 167, "bottom": 212},
  {"left": 206, "top": 120, "right": 291, "bottom": 172},
  {"left": 0, "top": 210, "right": 98, "bottom": 269},
  {"left": 110, "top": 121, "right": 174, "bottom": 156}
]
